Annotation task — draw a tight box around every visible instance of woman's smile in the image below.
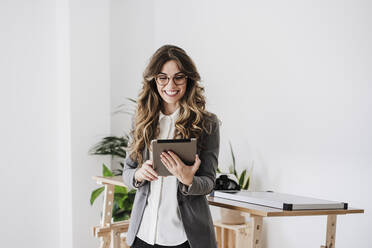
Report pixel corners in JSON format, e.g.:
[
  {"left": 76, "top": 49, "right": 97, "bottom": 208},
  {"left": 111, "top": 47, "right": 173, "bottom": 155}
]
[{"left": 164, "top": 90, "right": 180, "bottom": 97}]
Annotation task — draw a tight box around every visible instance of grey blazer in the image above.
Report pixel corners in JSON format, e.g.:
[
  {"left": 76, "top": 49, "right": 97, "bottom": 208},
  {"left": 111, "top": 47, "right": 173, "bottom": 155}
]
[{"left": 122, "top": 113, "right": 220, "bottom": 248}]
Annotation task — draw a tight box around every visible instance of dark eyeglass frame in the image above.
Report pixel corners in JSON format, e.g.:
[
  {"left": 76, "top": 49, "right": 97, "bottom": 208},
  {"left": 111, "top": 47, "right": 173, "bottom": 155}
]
[{"left": 155, "top": 72, "right": 188, "bottom": 86}]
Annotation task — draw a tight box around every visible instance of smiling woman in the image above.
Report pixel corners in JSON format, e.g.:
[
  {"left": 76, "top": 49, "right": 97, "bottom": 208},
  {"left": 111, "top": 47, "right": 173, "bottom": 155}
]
[{"left": 122, "top": 45, "right": 221, "bottom": 248}]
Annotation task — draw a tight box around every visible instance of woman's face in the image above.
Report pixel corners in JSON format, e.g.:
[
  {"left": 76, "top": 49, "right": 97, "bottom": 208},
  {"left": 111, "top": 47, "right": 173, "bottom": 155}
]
[{"left": 156, "top": 60, "right": 187, "bottom": 108}]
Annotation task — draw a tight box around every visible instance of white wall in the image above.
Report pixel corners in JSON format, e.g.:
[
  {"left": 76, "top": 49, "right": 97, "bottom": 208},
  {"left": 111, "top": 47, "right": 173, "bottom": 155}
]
[
  {"left": 110, "top": 0, "right": 155, "bottom": 145},
  {"left": 111, "top": 0, "right": 372, "bottom": 247},
  {"left": 70, "top": 0, "right": 111, "bottom": 248},
  {"left": 1, "top": 1, "right": 62, "bottom": 247},
  {"left": 1, "top": 0, "right": 111, "bottom": 248}
]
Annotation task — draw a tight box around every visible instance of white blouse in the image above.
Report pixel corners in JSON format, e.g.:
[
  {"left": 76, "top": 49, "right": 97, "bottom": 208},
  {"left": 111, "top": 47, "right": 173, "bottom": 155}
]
[{"left": 136, "top": 106, "right": 188, "bottom": 245}]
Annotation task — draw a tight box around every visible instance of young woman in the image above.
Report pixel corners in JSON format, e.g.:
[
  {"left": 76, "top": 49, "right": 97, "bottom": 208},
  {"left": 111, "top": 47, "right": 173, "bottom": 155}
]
[{"left": 122, "top": 45, "right": 220, "bottom": 248}]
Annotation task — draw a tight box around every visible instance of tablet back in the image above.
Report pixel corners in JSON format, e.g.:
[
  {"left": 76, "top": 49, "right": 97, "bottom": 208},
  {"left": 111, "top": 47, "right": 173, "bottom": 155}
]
[{"left": 151, "top": 138, "right": 197, "bottom": 176}]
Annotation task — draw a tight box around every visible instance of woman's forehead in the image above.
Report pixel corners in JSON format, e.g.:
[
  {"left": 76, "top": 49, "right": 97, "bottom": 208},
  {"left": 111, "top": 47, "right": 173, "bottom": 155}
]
[{"left": 160, "top": 60, "right": 181, "bottom": 73}]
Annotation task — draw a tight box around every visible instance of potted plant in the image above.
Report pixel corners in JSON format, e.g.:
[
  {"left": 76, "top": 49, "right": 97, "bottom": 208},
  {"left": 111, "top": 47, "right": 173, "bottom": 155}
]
[
  {"left": 89, "top": 136, "right": 136, "bottom": 221},
  {"left": 218, "top": 141, "right": 254, "bottom": 224},
  {"left": 89, "top": 98, "right": 137, "bottom": 222}
]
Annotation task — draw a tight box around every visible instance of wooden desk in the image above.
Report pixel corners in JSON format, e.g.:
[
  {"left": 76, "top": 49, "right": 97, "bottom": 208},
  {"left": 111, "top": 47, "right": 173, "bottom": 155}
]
[
  {"left": 208, "top": 196, "right": 364, "bottom": 248},
  {"left": 92, "top": 176, "right": 364, "bottom": 248}
]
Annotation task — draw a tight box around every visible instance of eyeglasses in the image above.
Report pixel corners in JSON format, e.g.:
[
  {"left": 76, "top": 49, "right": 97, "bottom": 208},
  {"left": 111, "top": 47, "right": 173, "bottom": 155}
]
[{"left": 155, "top": 73, "right": 188, "bottom": 86}]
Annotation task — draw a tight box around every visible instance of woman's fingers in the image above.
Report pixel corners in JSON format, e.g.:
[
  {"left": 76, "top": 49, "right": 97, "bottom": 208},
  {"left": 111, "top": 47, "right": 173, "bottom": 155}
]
[
  {"left": 162, "top": 158, "right": 170, "bottom": 170},
  {"left": 192, "top": 154, "right": 201, "bottom": 172},
  {"left": 161, "top": 155, "right": 177, "bottom": 174},
  {"left": 138, "top": 160, "right": 158, "bottom": 181},
  {"left": 141, "top": 169, "right": 156, "bottom": 181},
  {"left": 142, "top": 173, "right": 154, "bottom": 181},
  {"left": 161, "top": 156, "right": 171, "bottom": 170},
  {"left": 194, "top": 154, "right": 201, "bottom": 164},
  {"left": 167, "top": 151, "right": 182, "bottom": 165},
  {"left": 161, "top": 152, "right": 175, "bottom": 168},
  {"left": 145, "top": 169, "right": 158, "bottom": 180},
  {"left": 161, "top": 156, "right": 177, "bottom": 176},
  {"left": 145, "top": 167, "right": 158, "bottom": 180},
  {"left": 143, "top": 163, "right": 158, "bottom": 178}
]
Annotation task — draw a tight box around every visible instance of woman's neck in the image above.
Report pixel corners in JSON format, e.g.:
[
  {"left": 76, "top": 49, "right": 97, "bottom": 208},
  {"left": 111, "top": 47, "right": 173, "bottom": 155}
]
[{"left": 162, "top": 102, "right": 179, "bottom": 115}]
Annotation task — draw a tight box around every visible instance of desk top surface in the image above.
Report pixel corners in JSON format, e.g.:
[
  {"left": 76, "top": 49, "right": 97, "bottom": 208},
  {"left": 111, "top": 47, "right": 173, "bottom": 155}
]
[
  {"left": 93, "top": 176, "right": 364, "bottom": 217},
  {"left": 207, "top": 196, "right": 364, "bottom": 217}
]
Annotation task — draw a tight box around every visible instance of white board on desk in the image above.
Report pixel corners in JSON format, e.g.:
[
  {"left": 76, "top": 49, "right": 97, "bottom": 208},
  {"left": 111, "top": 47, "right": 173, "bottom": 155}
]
[{"left": 211, "top": 190, "right": 348, "bottom": 211}]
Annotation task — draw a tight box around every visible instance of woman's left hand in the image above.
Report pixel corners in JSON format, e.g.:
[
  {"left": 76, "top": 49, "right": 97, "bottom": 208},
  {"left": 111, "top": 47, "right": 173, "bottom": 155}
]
[{"left": 160, "top": 150, "right": 201, "bottom": 186}]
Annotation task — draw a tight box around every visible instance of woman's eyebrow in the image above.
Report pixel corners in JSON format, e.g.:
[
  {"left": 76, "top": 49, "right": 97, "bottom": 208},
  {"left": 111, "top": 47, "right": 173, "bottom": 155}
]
[{"left": 158, "top": 72, "right": 184, "bottom": 76}]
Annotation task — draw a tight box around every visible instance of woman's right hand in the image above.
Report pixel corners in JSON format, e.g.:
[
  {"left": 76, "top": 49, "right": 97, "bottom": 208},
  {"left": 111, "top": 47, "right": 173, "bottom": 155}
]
[{"left": 134, "top": 160, "right": 159, "bottom": 182}]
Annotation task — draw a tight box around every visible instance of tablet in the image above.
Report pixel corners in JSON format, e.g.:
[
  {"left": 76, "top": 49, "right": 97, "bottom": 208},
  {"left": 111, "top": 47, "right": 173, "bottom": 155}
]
[{"left": 151, "top": 138, "right": 197, "bottom": 176}]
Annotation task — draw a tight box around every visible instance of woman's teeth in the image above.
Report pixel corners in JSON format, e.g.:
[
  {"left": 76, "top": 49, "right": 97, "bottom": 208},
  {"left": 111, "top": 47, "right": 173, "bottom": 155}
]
[{"left": 164, "top": 90, "right": 179, "bottom": 96}]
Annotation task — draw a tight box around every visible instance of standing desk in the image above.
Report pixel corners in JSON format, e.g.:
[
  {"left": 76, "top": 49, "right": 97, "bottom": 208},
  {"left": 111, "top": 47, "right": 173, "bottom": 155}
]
[
  {"left": 91, "top": 175, "right": 364, "bottom": 248},
  {"left": 208, "top": 196, "right": 364, "bottom": 248}
]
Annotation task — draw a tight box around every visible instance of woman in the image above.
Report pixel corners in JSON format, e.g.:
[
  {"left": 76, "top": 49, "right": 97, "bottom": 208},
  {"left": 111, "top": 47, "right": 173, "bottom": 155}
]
[{"left": 123, "top": 44, "right": 220, "bottom": 248}]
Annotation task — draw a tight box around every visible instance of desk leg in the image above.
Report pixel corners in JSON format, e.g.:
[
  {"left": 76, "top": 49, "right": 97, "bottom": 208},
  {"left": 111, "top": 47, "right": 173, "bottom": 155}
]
[
  {"left": 249, "top": 215, "right": 263, "bottom": 248},
  {"left": 321, "top": 215, "right": 337, "bottom": 248},
  {"left": 100, "top": 235, "right": 110, "bottom": 248},
  {"left": 113, "top": 230, "right": 121, "bottom": 248},
  {"left": 99, "top": 184, "right": 114, "bottom": 248},
  {"left": 215, "top": 226, "right": 222, "bottom": 248},
  {"left": 223, "top": 227, "right": 228, "bottom": 248}
]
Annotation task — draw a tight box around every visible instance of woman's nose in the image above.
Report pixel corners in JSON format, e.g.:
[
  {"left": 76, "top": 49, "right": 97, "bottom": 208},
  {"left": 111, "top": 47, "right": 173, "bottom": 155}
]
[{"left": 167, "top": 77, "right": 177, "bottom": 86}]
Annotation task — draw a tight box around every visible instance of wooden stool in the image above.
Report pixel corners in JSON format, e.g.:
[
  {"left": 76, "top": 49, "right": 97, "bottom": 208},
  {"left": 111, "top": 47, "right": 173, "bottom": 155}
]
[{"left": 214, "top": 220, "right": 251, "bottom": 248}]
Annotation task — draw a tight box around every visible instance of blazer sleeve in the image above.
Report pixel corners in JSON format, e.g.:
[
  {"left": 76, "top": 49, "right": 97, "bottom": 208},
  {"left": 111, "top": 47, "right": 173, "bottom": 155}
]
[
  {"left": 122, "top": 117, "right": 148, "bottom": 190},
  {"left": 179, "top": 114, "right": 220, "bottom": 196}
]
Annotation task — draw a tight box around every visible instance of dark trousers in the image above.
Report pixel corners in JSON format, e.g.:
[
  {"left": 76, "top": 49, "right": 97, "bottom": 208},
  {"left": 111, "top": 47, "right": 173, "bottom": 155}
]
[{"left": 131, "top": 236, "right": 191, "bottom": 248}]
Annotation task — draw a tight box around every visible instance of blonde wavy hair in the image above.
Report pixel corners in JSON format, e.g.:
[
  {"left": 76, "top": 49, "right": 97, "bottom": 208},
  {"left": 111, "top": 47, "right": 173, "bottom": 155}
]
[{"left": 129, "top": 45, "right": 218, "bottom": 166}]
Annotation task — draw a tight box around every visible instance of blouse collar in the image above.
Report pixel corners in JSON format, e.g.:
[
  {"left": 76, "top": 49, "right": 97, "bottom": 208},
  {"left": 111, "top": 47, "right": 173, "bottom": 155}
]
[{"left": 159, "top": 106, "right": 180, "bottom": 121}]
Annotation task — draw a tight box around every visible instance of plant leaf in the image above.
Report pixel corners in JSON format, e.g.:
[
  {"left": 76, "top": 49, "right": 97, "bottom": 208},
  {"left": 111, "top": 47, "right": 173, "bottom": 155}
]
[
  {"left": 88, "top": 136, "right": 129, "bottom": 159},
  {"left": 239, "top": 169, "right": 247, "bottom": 187},
  {"left": 233, "top": 169, "right": 238, "bottom": 179},
  {"left": 102, "top": 163, "right": 114, "bottom": 177},
  {"left": 126, "top": 97, "right": 137, "bottom": 103},
  {"left": 118, "top": 194, "right": 128, "bottom": 208},
  {"left": 243, "top": 177, "right": 250, "bottom": 190},
  {"left": 112, "top": 168, "right": 123, "bottom": 176},
  {"left": 114, "top": 193, "right": 125, "bottom": 201},
  {"left": 229, "top": 141, "right": 236, "bottom": 175},
  {"left": 123, "top": 197, "right": 133, "bottom": 211},
  {"left": 114, "top": 185, "right": 128, "bottom": 194},
  {"left": 90, "top": 186, "right": 105, "bottom": 205},
  {"left": 243, "top": 162, "right": 254, "bottom": 190}
]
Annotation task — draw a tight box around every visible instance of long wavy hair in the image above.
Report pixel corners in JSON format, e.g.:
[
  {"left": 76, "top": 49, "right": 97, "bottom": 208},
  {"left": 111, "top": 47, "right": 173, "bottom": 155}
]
[{"left": 129, "top": 44, "right": 217, "bottom": 166}]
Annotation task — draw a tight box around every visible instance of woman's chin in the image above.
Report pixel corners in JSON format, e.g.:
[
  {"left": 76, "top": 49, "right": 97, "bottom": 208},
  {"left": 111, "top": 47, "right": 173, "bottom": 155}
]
[
  {"left": 161, "top": 95, "right": 181, "bottom": 103},
  {"left": 163, "top": 98, "right": 179, "bottom": 104}
]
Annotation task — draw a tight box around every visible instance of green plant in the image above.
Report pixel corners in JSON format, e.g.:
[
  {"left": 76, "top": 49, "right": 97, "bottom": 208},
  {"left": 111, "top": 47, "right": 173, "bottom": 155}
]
[
  {"left": 89, "top": 135, "right": 129, "bottom": 176},
  {"left": 217, "top": 141, "right": 253, "bottom": 190},
  {"left": 89, "top": 97, "right": 137, "bottom": 221},
  {"left": 90, "top": 163, "right": 136, "bottom": 221}
]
